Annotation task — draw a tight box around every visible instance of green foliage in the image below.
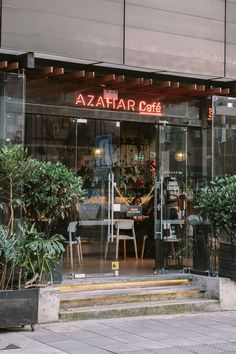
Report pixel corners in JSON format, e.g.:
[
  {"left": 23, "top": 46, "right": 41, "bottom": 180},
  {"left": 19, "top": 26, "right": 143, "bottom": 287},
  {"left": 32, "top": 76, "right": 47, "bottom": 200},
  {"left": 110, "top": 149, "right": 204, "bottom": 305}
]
[
  {"left": 0, "top": 145, "right": 84, "bottom": 289},
  {"left": 0, "top": 145, "right": 32, "bottom": 234},
  {"left": 197, "top": 175, "right": 236, "bottom": 243},
  {"left": 0, "top": 223, "right": 65, "bottom": 289},
  {"left": 17, "top": 222, "right": 65, "bottom": 284},
  {"left": 23, "top": 159, "right": 84, "bottom": 234}
]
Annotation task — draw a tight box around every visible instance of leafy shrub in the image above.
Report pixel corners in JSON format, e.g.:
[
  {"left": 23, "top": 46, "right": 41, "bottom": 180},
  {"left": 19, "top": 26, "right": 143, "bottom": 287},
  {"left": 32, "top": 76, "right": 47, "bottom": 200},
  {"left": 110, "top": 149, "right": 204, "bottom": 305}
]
[
  {"left": 197, "top": 175, "right": 236, "bottom": 244},
  {"left": 0, "top": 145, "right": 84, "bottom": 289}
]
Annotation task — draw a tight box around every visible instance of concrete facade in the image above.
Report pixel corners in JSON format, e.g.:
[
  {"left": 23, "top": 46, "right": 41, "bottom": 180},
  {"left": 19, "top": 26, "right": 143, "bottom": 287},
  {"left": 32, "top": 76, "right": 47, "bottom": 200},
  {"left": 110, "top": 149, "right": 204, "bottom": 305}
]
[
  {"left": 193, "top": 275, "right": 236, "bottom": 310},
  {"left": 2, "top": 0, "right": 236, "bottom": 78},
  {"left": 38, "top": 287, "right": 60, "bottom": 324}
]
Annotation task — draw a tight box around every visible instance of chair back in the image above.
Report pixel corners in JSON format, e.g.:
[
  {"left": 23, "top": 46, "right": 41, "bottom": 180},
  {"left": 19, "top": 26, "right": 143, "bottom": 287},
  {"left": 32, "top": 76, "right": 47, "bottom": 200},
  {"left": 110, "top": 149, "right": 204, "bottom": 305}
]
[
  {"left": 67, "top": 221, "right": 78, "bottom": 233},
  {"left": 115, "top": 219, "right": 134, "bottom": 230},
  {"left": 67, "top": 221, "right": 78, "bottom": 244}
]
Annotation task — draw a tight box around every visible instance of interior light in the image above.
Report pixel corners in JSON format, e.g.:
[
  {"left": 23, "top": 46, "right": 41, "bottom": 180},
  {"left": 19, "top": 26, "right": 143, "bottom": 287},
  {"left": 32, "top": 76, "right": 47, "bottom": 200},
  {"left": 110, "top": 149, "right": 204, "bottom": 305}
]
[
  {"left": 92, "top": 148, "right": 103, "bottom": 157},
  {"left": 175, "top": 151, "right": 186, "bottom": 162}
]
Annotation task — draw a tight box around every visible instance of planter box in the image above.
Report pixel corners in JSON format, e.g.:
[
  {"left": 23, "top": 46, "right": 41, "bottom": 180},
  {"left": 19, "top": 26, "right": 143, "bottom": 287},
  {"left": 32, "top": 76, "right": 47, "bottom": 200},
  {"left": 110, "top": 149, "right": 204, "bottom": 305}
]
[
  {"left": 219, "top": 243, "right": 236, "bottom": 280},
  {"left": 192, "top": 224, "right": 211, "bottom": 272},
  {"left": 0, "top": 288, "right": 39, "bottom": 330}
]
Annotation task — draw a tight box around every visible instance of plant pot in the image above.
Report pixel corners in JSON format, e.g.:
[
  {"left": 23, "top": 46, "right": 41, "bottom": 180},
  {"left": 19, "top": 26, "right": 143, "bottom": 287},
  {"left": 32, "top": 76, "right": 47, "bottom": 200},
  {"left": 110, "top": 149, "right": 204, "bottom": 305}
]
[
  {"left": 192, "top": 224, "right": 210, "bottom": 272},
  {"left": 219, "top": 242, "right": 236, "bottom": 280},
  {"left": 0, "top": 288, "right": 39, "bottom": 330}
]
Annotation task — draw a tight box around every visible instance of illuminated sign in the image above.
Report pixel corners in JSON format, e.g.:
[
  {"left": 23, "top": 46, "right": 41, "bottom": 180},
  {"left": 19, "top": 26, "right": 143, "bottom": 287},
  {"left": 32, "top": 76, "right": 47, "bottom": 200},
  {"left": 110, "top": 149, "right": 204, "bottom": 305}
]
[
  {"left": 75, "top": 93, "right": 163, "bottom": 116},
  {"left": 208, "top": 107, "right": 213, "bottom": 121},
  {"left": 207, "top": 100, "right": 213, "bottom": 121}
]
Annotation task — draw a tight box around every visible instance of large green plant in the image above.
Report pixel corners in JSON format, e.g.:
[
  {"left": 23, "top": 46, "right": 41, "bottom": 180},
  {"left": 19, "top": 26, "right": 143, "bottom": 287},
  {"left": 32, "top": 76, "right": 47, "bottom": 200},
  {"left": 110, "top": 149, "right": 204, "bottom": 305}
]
[
  {"left": 197, "top": 175, "right": 236, "bottom": 244},
  {"left": 0, "top": 145, "right": 84, "bottom": 288},
  {"left": 23, "top": 159, "right": 84, "bottom": 235},
  {"left": 0, "top": 145, "right": 31, "bottom": 235},
  {"left": 0, "top": 223, "right": 65, "bottom": 289}
]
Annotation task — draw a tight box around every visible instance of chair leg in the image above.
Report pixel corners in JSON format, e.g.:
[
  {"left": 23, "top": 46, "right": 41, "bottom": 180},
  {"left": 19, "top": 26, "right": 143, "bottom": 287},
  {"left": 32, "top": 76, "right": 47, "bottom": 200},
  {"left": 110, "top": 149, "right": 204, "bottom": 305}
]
[
  {"left": 77, "top": 243, "right": 81, "bottom": 265},
  {"left": 79, "top": 243, "right": 83, "bottom": 264},
  {"left": 133, "top": 239, "right": 138, "bottom": 260},
  {"left": 141, "top": 236, "right": 146, "bottom": 259},
  {"left": 123, "top": 240, "right": 126, "bottom": 260},
  {"left": 69, "top": 243, "right": 74, "bottom": 273},
  {"left": 116, "top": 239, "right": 119, "bottom": 260},
  {"left": 104, "top": 241, "right": 109, "bottom": 259},
  {"left": 66, "top": 244, "right": 70, "bottom": 261}
]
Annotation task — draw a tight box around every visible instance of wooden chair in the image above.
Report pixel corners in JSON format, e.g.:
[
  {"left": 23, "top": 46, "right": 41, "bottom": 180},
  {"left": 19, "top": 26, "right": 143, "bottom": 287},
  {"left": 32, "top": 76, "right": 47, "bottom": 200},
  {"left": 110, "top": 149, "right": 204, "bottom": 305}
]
[
  {"left": 105, "top": 219, "right": 138, "bottom": 260},
  {"left": 66, "top": 221, "right": 83, "bottom": 266}
]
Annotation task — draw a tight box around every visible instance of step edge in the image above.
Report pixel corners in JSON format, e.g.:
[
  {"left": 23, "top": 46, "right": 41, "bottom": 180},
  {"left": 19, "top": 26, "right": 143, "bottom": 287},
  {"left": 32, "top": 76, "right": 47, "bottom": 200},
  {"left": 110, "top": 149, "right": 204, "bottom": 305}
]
[
  {"left": 60, "top": 289, "right": 206, "bottom": 305},
  {"left": 57, "top": 279, "right": 192, "bottom": 292},
  {"left": 60, "top": 299, "right": 220, "bottom": 314}
]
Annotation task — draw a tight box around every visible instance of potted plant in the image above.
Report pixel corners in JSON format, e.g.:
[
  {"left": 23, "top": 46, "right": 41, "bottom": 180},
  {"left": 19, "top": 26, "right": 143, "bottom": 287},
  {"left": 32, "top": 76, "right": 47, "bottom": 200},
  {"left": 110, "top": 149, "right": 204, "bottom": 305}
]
[
  {"left": 197, "top": 175, "right": 236, "bottom": 279},
  {"left": 0, "top": 145, "right": 84, "bottom": 328}
]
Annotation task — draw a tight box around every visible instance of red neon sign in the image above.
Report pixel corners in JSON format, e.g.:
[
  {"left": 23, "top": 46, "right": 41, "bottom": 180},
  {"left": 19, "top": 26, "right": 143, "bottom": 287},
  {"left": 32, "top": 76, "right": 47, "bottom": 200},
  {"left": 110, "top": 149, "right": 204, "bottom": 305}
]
[
  {"left": 75, "top": 93, "right": 163, "bottom": 116},
  {"left": 208, "top": 107, "right": 213, "bottom": 121}
]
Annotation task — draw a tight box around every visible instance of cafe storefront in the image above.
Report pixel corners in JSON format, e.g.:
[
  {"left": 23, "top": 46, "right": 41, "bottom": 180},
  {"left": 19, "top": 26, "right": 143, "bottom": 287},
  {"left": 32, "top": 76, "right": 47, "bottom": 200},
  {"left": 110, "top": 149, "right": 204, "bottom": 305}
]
[{"left": 0, "top": 63, "right": 234, "bottom": 279}]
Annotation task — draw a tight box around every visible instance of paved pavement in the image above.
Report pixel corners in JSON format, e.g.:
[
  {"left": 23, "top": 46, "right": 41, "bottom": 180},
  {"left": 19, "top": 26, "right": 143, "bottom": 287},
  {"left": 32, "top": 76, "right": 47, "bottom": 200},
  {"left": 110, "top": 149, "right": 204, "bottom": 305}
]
[{"left": 1, "top": 311, "right": 236, "bottom": 353}]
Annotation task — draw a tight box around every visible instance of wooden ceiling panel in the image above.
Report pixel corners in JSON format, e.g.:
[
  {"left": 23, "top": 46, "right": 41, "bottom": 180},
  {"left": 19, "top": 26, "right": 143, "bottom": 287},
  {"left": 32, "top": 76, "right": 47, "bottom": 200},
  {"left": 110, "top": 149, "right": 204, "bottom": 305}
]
[
  {"left": 0, "top": 61, "right": 8, "bottom": 69},
  {"left": 23, "top": 65, "right": 231, "bottom": 100}
]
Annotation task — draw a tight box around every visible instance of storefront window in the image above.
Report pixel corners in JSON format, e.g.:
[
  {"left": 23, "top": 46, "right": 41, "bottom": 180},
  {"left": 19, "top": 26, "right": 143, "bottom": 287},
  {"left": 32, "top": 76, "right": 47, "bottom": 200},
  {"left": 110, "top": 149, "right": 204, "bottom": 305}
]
[
  {"left": 0, "top": 73, "right": 25, "bottom": 146},
  {"left": 25, "top": 75, "right": 211, "bottom": 277},
  {"left": 212, "top": 96, "right": 236, "bottom": 177}
]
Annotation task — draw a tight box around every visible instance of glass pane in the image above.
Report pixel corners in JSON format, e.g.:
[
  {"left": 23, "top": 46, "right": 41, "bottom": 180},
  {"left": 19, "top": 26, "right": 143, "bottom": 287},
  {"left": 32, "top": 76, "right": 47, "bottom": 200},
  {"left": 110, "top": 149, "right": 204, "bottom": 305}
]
[
  {"left": 25, "top": 115, "right": 120, "bottom": 276},
  {"left": 213, "top": 96, "right": 236, "bottom": 177},
  {"left": 0, "top": 73, "right": 25, "bottom": 225},
  {"left": 0, "top": 73, "right": 25, "bottom": 146},
  {"left": 210, "top": 96, "right": 236, "bottom": 275},
  {"left": 111, "top": 121, "right": 156, "bottom": 274},
  {"left": 160, "top": 126, "right": 188, "bottom": 270}
]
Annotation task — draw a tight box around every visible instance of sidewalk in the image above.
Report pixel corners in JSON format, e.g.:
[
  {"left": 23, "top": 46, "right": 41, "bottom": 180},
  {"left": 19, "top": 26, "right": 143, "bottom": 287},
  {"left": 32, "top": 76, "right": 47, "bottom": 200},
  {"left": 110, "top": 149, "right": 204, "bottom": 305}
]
[{"left": 1, "top": 311, "right": 236, "bottom": 353}]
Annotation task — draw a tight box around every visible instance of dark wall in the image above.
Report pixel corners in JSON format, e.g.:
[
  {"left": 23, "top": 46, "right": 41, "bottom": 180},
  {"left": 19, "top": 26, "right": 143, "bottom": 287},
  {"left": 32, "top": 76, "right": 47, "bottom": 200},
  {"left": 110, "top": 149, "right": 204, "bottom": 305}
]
[{"left": 2, "top": 0, "right": 235, "bottom": 78}]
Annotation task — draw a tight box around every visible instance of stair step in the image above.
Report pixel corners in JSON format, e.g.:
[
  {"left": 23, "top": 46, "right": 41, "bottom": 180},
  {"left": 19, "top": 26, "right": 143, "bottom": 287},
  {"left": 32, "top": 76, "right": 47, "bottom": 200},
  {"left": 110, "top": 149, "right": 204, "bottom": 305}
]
[
  {"left": 57, "top": 276, "right": 193, "bottom": 293},
  {"left": 60, "top": 285, "right": 206, "bottom": 308},
  {"left": 59, "top": 298, "right": 220, "bottom": 321}
]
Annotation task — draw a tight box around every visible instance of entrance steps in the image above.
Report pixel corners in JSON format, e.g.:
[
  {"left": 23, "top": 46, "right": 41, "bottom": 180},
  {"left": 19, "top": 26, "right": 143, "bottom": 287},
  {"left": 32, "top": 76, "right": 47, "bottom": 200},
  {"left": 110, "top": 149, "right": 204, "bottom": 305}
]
[{"left": 57, "top": 274, "right": 220, "bottom": 321}]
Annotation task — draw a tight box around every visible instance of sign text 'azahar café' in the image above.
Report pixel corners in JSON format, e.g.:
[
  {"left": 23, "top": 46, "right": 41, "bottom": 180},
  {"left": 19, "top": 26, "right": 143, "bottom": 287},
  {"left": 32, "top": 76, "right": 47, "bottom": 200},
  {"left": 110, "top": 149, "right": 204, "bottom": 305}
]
[{"left": 75, "top": 90, "right": 163, "bottom": 116}]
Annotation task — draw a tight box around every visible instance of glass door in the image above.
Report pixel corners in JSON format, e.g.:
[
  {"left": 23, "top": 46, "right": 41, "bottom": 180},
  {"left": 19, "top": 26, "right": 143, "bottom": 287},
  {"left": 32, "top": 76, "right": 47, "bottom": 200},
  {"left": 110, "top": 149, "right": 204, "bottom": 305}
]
[
  {"left": 103, "top": 121, "right": 156, "bottom": 275},
  {"left": 25, "top": 114, "right": 121, "bottom": 277},
  {"left": 154, "top": 124, "right": 189, "bottom": 272},
  {"left": 74, "top": 118, "right": 121, "bottom": 276}
]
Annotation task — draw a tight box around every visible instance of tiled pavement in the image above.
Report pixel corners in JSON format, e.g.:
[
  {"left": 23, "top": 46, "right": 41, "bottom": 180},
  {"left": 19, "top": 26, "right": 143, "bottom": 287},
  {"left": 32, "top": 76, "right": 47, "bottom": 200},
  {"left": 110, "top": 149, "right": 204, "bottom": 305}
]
[{"left": 1, "top": 311, "right": 236, "bottom": 353}]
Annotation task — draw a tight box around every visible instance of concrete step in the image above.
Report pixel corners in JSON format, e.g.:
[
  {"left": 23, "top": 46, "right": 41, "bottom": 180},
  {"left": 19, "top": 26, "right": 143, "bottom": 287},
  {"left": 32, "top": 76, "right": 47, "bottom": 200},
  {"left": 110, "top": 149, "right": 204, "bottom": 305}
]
[
  {"left": 59, "top": 298, "right": 220, "bottom": 321},
  {"left": 60, "top": 285, "right": 206, "bottom": 308},
  {"left": 57, "top": 275, "right": 193, "bottom": 294}
]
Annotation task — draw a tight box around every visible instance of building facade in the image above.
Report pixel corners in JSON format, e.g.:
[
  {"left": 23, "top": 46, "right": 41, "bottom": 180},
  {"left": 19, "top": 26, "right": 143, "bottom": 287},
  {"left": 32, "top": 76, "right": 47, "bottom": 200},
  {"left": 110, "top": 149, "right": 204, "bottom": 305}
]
[{"left": 0, "top": 0, "right": 236, "bottom": 277}]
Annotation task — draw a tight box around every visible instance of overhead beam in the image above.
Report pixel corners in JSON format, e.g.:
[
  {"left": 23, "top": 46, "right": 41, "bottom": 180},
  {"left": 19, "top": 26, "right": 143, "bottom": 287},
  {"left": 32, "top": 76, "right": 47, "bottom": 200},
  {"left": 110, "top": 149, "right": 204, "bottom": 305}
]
[
  {"left": 0, "top": 61, "right": 8, "bottom": 69},
  {"left": 18, "top": 52, "right": 35, "bottom": 69},
  {"left": 27, "top": 67, "right": 54, "bottom": 79},
  {"left": 0, "top": 62, "right": 19, "bottom": 71}
]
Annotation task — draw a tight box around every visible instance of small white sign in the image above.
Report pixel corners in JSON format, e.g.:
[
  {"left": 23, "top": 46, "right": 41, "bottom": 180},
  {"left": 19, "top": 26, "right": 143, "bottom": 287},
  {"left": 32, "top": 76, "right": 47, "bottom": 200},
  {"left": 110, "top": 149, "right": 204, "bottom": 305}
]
[
  {"left": 74, "top": 273, "right": 86, "bottom": 278},
  {"left": 77, "top": 118, "right": 87, "bottom": 124},
  {"left": 113, "top": 204, "right": 121, "bottom": 212},
  {"left": 103, "top": 89, "right": 118, "bottom": 100},
  {"left": 150, "top": 151, "right": 156, "bottom": 158}
]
